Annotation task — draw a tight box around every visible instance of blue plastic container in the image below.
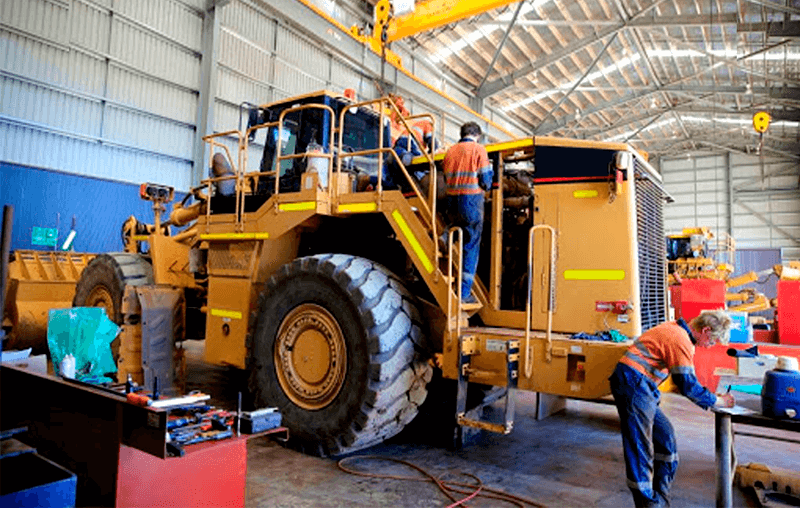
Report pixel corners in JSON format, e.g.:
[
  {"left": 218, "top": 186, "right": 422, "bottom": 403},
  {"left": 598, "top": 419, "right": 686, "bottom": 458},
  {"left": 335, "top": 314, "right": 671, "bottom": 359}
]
[
  {"left": 728, "top": 312, "right": 752, "bottom": 343},
  {"left": 0, "top": 452, "right": 76, "bottom": 508},
  {"left": 761, "top": 368, "right": 800, "bottom": 420}
]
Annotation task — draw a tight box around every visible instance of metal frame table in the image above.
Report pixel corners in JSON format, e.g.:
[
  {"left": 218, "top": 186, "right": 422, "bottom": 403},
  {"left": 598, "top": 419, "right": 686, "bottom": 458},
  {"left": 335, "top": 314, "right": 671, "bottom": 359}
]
[{"left": 713, "top": 385, "right": 800, "bottom": 508}]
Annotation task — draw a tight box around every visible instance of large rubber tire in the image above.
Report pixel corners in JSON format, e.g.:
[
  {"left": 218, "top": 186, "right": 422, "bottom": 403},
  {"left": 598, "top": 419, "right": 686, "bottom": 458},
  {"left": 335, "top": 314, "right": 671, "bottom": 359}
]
[
  {"left": 249, "top": 254, "right": 432, "bottom": 456},
  {"left": 72, "top": 253, "right": 154, "bottom": 324}
]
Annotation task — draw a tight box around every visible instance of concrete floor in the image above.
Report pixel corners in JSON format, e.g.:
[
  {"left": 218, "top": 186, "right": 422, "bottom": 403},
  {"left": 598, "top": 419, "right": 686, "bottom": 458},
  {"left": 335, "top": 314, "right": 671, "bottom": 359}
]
[{"left": 183, "top": 342, "right": 799, "bottom": 507}]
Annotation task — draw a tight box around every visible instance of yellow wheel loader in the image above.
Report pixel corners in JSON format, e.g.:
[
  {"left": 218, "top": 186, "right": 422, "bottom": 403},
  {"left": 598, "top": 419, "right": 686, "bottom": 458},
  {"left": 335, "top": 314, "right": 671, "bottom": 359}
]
[{"left": 15, "top": 91, "right": 669, "bottom": 455}]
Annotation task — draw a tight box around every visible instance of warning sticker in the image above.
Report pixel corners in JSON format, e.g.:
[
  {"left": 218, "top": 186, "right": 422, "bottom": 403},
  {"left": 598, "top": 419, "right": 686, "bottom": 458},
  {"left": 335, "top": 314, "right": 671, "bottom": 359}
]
[{"left": 485, "top": 340, "right": 506, "bottom": 353}]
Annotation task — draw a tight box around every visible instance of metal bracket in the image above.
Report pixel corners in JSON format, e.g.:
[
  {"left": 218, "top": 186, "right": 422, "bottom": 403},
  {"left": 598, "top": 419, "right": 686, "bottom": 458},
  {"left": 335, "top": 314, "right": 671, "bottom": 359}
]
[{"left": 461, "top": 335, "right": 479, "bottom": 355}]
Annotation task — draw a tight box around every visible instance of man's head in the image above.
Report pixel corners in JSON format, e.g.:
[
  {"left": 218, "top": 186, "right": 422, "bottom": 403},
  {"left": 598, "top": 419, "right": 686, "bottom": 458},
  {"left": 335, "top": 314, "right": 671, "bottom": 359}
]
[
  {"left": 460, "top": 122, "right": 482, "bottom": 140},
  {"left": 689, "top": 309, "right": 732, "bottom": 348}
]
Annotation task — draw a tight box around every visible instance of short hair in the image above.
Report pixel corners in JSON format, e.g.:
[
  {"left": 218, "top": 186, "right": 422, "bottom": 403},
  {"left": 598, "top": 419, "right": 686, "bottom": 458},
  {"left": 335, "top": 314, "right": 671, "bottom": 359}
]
[
  {"left": 690, "top": 309, "right": 732, "bottom": 344},
  {"left": 460, "top": 122, "right": 482, "bottom": 139}
]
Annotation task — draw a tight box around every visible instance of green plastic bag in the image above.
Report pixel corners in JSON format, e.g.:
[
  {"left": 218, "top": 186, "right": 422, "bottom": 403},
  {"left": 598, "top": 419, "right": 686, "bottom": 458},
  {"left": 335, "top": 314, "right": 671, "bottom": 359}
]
[{"left": 47, "top": 307, "right": 119, "bottom": 381}]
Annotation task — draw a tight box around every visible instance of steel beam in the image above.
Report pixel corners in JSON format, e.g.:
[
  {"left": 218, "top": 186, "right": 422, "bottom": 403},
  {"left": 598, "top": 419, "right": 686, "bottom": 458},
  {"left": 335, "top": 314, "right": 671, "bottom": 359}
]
[
  {"left": 579, "top": 106, "right": 800, "bottom": 138},
  {"left": 476, "top": 0, "right": 676, "bottom": 99},
  {"left": 535, "top": 33, "right": 619, "bottom": 133},
  {"left": 648, "top": 31, "right": 800, "bottom": 87},
  {"left": 193, "top": 5, "right": 222, "bottom": 187},
  {"left": 474, "top": 13, "right": 739, "bottom": 27},
  {"left": 741, "top": 0, "right": 800, "bottom": 16},
  {"left": 738, "top": 21, "right": 800, "bottom": 37},
  {"left": 477, "top": 1, "right": 524, "bottom": 92}
]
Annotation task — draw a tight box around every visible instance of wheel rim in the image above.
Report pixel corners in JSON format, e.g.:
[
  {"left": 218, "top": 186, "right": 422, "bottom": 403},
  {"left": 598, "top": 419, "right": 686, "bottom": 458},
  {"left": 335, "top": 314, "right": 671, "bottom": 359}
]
[
  {"left": 274, "top": 303, "right": 347, "bottom": 410},
  {"left": 86, "top": 286, "right": 115, "bottom": 320}
]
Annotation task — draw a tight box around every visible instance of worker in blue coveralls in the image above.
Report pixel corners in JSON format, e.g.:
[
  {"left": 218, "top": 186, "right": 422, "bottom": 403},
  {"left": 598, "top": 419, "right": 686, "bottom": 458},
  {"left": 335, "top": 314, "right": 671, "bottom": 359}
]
[
  {"left": 442, "top": 122, "right": 492, "bottom": 303},
  {"left": 609, "top": 308, "right": 735, "bottom": 507}
]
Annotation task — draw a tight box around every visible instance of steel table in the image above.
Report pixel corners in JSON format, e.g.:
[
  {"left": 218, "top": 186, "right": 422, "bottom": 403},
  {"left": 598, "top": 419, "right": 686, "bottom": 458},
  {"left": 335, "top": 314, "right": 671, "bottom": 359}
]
[{"left": 712, "top": 381, "right": 800, "bottom": 508}]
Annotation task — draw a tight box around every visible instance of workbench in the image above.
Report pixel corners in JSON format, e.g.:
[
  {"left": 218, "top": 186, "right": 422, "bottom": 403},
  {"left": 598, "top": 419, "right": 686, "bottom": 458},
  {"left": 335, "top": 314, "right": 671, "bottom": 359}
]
[
  {"left": 0, "top": 363, "right": 286, "bottom": 507},
  {"left": 712, "top": 378, "right": 800, "bottom": 508}
]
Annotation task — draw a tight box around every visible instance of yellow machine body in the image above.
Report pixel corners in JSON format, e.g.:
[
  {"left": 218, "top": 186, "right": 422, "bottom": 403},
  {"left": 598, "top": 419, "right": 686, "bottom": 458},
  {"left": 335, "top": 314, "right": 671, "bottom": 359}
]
[{"left": 181, "top": 93, "right": 665, "bottom": 395}]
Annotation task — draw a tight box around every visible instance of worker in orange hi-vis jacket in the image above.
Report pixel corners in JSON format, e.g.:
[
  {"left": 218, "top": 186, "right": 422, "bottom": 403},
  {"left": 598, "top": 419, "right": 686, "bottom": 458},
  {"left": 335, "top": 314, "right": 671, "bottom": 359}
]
[
  {"left": 442, "top": 121, "right": 492, "bottom": 303},
  {"left": 609, "top": 308, "right": 736, "bottom": 508}
]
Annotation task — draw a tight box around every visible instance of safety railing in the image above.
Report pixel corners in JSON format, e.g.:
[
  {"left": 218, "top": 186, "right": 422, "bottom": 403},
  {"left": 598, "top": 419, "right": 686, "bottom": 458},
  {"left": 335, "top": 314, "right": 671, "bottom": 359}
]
[
  {"left": 274, "top": 103, "right": 336, "bottom": 205},
  {"left": 202, "top": 121, "right": 279, "bottom": 231},
  {"left": 335, "top": 98, "right": 439, "bottom": 253},
  {"left": 201, "top": 96, "right": 443, "bottom": 262},
  {"left": 447, "top": 227, "right": 464, "bottom": 337},
  {"left": 525, "top": 224, "right": 557, "bottom": 374}
]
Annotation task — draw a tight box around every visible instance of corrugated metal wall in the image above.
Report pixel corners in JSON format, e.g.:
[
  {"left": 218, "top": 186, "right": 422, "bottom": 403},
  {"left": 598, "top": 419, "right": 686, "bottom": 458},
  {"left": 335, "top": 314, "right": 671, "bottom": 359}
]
[
  {"left": 0, "top": 0, "right": 202, "bottom": 191},
  {"left": 660, "top": 152, "right": 800, "bottom": 262},
  {"left": 0, "top": 161, "right": 185, "bottom": 253}
]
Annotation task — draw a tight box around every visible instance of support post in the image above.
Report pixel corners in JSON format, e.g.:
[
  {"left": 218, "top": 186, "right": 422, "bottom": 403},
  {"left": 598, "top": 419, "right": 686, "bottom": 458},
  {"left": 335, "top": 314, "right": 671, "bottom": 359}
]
[
  {"left": 715, "top": 411, "right": 733, "bottom": 508},
  {"left": 725, "top": 151, "right": 733, "bottom": 237},
  {"left": 193, "top": 2, "right": 224, "bottom": 186}
]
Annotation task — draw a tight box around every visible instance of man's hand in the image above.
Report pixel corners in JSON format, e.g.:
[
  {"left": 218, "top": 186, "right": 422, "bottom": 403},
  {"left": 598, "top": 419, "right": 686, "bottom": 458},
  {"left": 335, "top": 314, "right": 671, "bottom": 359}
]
[{"left": 715, "top": 392, "right": 735, "bottom": 408}]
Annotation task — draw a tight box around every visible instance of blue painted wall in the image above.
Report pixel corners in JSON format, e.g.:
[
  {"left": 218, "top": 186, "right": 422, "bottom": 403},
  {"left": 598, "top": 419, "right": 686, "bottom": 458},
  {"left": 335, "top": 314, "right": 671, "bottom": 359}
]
[{"left": 0, "top": 162, "right": 186, "bottom": 254}]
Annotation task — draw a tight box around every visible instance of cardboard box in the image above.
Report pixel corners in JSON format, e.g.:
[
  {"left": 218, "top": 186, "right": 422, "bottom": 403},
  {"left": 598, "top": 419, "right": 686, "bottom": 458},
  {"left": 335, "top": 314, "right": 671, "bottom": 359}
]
[{"left": 738, "top": 355, "right": 778, "bottom": 378}]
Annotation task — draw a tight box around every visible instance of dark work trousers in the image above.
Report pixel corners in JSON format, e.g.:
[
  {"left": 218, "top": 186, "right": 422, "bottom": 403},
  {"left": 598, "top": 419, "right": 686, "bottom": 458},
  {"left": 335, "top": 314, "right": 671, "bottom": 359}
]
[
  {"left": 610, "top": 363, "right": 679, "bottom": 508},
  {"left": 447, "top": 193, "right": 483, "bottom": 299}
]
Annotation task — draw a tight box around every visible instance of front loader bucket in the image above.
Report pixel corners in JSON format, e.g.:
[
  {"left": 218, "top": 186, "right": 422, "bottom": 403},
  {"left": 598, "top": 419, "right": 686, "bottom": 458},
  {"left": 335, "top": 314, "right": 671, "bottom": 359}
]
[{"left": 3, "top": 250, "right": 96, "bottom": 351}]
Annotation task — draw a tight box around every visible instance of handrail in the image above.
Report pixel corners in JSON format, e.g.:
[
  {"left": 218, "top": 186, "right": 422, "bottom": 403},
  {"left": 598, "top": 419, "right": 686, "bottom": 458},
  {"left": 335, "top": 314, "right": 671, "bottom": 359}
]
[
  {"left": 525, "top": 224, "right": 557, "bottom": 375},
  {"left": 447, "top": 227, "right": 464, "bottom": 338},
  {"left": 242, "top": 120, "right": 279, "bottom": 220},
  {"left": 336, "top": 99, "right": 437, "bottom": 224},
  {"left": 275, "top": 103, "right": 336, "bottom": 204},
  {"left": 202, "top": 130, "right": 244, "bottom": 231},
  {"left": 396, "top": 111, "right": 438, "bottom": 260},
  {"left": 199, "top": 96, "right": 446, "bottom": 268}
]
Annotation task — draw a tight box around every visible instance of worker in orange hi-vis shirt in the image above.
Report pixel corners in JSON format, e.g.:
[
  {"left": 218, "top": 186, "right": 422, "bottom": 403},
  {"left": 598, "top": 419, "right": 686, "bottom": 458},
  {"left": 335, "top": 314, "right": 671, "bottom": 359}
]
[
  {"left": 442, "top": 122, "right": 493, "bottom": 303},
  {"left": 609, "top": 309, "right": 736, "bottom": 508}
]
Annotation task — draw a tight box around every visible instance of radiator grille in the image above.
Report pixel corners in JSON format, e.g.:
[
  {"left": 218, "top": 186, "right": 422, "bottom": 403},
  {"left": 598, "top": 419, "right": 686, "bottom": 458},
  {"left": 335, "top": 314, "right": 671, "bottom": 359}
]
[
  {"left": 634, "top": 160, "right": 667, "bottom": 332},
  {"left": 208, "top": 242, "right": 257, "bottom": 274}
]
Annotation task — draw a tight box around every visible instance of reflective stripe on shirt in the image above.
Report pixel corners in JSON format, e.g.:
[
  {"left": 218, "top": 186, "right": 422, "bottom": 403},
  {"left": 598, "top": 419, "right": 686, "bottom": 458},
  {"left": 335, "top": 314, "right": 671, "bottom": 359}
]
[
  {"left": 444, "top": 140, "right": 490, "bottom": 196},
  {"left": 670, "top": 365, "right": 696, "bottom": 375},
  {"left": 622, "top": 351, "right": 669, "bottom": 382}
]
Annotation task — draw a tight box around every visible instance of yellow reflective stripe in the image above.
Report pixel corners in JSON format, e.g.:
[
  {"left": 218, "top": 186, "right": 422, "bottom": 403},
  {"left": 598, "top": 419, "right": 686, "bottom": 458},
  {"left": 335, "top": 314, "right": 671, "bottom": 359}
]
[
  {"left": 338, "top": 202, "right": 377, "bottom": 213},
  {"left": 391, "top": 209, "right": 434, "bottom": 274},
  {"left": 564, "top": 269, "right": 625, "bottom": 280},
  {"left": 199, "top": 232, "right": 270, "bottom": 240},
  {"left": 487, "top": 138, "right": 534, "bottom": 153},
  {"left": 131, "top": 235, "right": 149, "bottom": 241},
  {"left": 210, "top": 308, "right": 242, "bottom": 320},
  {"left": 573, "top": 190, "right": 598, "bottom": 198},
  {"left": 279, "top": 201, "right": 316, "bottom": 212}
]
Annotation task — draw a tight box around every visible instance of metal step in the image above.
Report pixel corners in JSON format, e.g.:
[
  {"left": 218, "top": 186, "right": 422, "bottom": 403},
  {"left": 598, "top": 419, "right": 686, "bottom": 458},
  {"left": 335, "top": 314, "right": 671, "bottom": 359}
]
[{"left": 455, "top": 336, "right": 519, "bottom": 436}]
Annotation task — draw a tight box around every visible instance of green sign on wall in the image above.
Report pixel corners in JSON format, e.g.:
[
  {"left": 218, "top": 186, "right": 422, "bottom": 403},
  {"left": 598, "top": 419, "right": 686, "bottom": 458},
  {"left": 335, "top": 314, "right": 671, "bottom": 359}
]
[{"left": 32, "top": 227, "right": 58, "bottom": 247}]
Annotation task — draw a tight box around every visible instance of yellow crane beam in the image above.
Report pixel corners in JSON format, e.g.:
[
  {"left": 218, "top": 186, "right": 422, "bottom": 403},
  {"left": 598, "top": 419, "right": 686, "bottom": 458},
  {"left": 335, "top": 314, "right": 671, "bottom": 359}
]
[{"left": 378, "top": 0, "right": 522, "bottom": 42}]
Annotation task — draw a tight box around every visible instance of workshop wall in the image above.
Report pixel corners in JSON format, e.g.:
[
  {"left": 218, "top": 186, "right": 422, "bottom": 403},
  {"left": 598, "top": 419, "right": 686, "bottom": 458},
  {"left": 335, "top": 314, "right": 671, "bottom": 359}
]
[
  {"left": 0, "top": 162, "right": 184, "bottom": 253},
  {"left": 660, "top": 152, "right": 800, "bottom": 262},
  {"left": 0, "top": 0, "right": 201, "bottom": 192}
]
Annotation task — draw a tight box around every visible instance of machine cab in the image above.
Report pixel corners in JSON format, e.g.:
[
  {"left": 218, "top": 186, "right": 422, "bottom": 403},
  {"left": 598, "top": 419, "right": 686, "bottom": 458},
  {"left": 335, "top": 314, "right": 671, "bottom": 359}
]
[{"left": 249, "top": 91, "right": 392, "bottom": 197}]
